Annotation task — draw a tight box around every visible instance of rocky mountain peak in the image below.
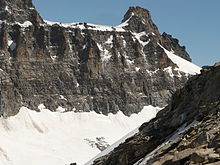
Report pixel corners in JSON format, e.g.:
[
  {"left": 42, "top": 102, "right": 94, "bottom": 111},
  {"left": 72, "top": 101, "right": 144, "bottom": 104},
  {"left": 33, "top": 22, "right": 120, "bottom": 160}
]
[
  {"left": 162, "top": 32, "right": 192, "bottom": 61},
  {"left": 121, "top": 6, "right": 160, "bottom": 35},
  {"left": 122, "top": 6, "right": 151, "bottom": 22},
  {"left": 120, "top": 7, "right": 191, "bottom": 62},
  {"left": 0, "top": 1, "right": 200, "bottom": 117},
  {"left": 0, "top": 0, "right": 43, "bottom": 24}
]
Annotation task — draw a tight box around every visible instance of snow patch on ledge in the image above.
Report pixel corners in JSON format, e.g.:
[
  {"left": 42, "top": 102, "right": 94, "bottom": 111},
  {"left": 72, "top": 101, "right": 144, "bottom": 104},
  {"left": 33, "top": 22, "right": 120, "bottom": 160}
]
[
  {"left": 0, "top": 105, "right": 161, "bottom": 165},
  {"left": 16, "top": 21, "right": 33, "bottom": 28},
  {"left": 132, "top": 31, "right": 150, "bottom": 47},
  {"left": 163, "top": 66, "right": 174, "bottom": 78}
]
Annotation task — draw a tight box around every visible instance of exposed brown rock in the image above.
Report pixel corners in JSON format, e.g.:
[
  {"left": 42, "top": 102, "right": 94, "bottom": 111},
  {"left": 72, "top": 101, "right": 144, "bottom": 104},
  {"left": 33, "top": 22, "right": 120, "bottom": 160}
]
[
  {"left": 92, "top": 65, "right": 220, "bottom": 165},
  {"left": 0, "top": 2, "right": 194, "bottom": 117}
]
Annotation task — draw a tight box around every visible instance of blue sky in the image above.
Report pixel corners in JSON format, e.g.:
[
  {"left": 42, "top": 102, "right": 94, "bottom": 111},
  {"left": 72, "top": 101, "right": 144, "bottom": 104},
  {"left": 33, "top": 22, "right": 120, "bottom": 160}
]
[{"left": 33, "top": 0, "right": 220, "bottom": 66}]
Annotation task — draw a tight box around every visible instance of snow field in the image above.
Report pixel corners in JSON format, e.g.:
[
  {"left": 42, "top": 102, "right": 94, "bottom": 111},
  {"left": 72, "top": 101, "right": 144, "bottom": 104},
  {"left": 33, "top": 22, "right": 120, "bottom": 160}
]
[{"left": 0, "top": 105, "right": 161, "bottom": 165}]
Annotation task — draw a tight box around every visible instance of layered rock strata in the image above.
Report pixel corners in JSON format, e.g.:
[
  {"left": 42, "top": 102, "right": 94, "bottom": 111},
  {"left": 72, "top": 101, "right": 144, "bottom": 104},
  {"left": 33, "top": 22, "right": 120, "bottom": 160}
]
[{"left": 0, "top": 3, "right": 196, "bottom": 116}]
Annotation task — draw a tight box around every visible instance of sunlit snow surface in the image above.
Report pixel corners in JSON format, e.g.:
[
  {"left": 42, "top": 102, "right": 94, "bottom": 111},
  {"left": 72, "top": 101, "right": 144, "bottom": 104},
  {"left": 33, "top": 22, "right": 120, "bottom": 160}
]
[
  {"left": 44, "top": 20, "right": 126, "bottom": 32},
  {"left": 160, "top": 45, "right": 201, "bottom": 75},
  {"left": 0, "top": 105, "right": 160, "bottom": 165}
]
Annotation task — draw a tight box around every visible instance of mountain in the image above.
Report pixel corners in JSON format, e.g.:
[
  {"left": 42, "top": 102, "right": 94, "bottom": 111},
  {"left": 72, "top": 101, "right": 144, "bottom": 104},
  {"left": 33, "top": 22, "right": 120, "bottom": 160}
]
[
  {"left": 0, "top": 2, "right": 200, "bottom": 117},
  {"left": 0, "top": 0, "right": 202, "bottom": 164},
  {"left": 91, "top": 64, "right": 220, "bottom": 165}
]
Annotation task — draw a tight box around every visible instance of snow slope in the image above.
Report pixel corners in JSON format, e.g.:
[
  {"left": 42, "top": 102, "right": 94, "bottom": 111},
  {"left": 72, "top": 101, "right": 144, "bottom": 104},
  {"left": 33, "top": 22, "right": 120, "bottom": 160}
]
[
  {"left": 160, "top": 45, "right": 201, "bottom": 75},
  {"left": 0, "top": 105, "right": 160, "bottom": 165},
  {"left": 85, "top": 127, "right": 139, "bottom": 165}
]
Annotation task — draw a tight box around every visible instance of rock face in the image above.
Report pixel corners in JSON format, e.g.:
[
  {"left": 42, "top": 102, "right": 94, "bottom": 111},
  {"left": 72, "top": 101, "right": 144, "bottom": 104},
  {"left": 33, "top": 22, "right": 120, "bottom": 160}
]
[
  {"left": 0, "top": 0, "right": 43, "bottom": 24},
  {"left": 92, "top": 64, "right": 220, "bottom": 165},
  {"left": 0, "top": 2, "right": 197, "bottom": 116},
  {"left": 122, "top": 7, "right": 191, "bottom": 62}
]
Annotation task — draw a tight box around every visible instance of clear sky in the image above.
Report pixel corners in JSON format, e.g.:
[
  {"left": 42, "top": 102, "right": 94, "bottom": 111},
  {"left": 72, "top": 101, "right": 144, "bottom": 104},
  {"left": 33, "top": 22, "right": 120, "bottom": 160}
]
[{"left": 33, "top": 0, "right": 220, "bottom": 67}]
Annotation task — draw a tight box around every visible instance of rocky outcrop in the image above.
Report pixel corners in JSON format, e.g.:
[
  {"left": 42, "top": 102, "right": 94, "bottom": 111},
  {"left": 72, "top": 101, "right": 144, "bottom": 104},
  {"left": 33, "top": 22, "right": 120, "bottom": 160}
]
[
  {"left": 0, "top": 2, "right": 197, "bottom": 116},
  {"left": 92, "top": 64, "right": 220, "bottom": 165},
  {"left": 121, "top": 7, "right": 191, "bottom": 61},
  {"left": 0, "top": 0, "right": 43, "bottom": 24},
  {"left": 121, "top": 7, "right": 161, "bottom": 35},
  {"left": 162, "top": 32, "right": 191, "bottom": 61}
]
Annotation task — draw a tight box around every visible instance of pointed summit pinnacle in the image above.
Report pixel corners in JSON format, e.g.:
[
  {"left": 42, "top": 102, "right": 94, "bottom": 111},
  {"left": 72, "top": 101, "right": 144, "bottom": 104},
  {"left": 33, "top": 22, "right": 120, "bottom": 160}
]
[
  {"left": 121, "top": 6, "right": 160, "bottom": 35},
  {"left": 122, "top": 6, "right": 151, "bottom": 23}
]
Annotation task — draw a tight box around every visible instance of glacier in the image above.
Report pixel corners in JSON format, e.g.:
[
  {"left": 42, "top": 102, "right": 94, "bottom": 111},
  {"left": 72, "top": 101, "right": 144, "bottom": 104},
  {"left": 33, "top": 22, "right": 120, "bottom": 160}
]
[{"left": 0, "top": 105, "right": 161, "bottom": 165}]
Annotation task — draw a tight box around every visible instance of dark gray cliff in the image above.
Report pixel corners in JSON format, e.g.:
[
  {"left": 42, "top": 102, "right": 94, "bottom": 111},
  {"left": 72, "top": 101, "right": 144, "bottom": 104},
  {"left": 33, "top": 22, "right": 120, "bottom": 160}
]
[
  {"left": 0, "top": 0, "right": 43, "bottom": 24},
  {"left": 92, "top": 65, "right": 220, "bottom": 165},
  {"left": 121, "top": 7, "right": 191, "bottom": 62},
  {"left": 0, "top": 2, "right": 197, "bottom": 116}
]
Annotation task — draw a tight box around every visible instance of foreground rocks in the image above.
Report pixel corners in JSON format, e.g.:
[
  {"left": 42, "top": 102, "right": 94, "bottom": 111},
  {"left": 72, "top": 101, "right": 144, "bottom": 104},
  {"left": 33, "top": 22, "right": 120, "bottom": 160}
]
[{"left": 92, "top": 64, "right": 220, "bottom": 165}]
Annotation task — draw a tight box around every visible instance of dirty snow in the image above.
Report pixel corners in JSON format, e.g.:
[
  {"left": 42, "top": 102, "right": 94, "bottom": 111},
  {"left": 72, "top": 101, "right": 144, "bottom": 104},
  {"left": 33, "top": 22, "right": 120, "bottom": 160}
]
[
  {"left": 135, "top": 120, "right": 199, "bottom": 165},
  {"left": 8, "top": 36, "right": 16, "bottom": 51}
]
